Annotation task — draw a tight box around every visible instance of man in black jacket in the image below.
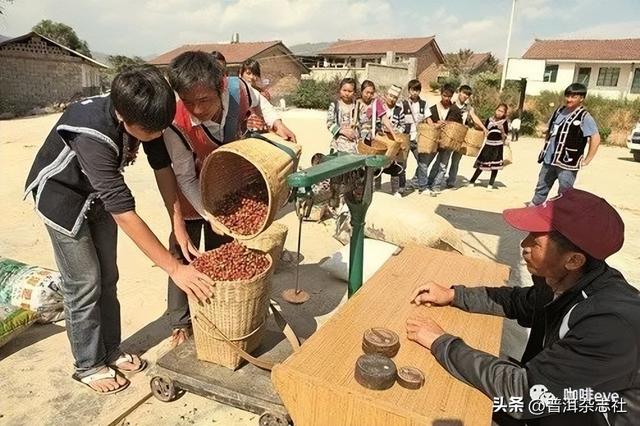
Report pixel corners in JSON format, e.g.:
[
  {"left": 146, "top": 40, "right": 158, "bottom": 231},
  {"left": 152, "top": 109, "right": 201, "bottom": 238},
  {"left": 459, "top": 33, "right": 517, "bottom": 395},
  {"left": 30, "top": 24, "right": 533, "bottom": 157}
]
[{"left": 406, "top": 189, "right": 639, "bottom": 425}]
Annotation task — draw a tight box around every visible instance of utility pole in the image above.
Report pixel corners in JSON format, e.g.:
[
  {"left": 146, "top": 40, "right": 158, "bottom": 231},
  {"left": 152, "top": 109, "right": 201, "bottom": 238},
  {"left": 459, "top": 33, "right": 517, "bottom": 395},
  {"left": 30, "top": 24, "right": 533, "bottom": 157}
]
[{"left": 500, "top": 0, "right": 517, "bottom": 91}]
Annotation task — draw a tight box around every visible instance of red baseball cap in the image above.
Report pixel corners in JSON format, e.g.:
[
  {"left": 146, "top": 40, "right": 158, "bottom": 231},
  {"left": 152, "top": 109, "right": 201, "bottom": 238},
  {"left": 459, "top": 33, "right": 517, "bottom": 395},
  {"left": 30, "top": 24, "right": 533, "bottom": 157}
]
[{"left": 503, "top": 189, "right": 624, "bottom": 260}]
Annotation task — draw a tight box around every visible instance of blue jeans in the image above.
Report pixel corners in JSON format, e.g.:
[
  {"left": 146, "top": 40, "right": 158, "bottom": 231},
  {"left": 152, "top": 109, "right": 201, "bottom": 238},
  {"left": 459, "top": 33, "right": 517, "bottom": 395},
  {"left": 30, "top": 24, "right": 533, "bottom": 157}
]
[
  {"left": 408, "top": 140, "right": 437, "bottom": 191},
  {"left": 447, "top": 150, "right": 463, "bottom": 187},
  {"left": 46, "top": 201, "right": 121, "bottom": 378},
  {"left": 531, "top": 163, "right": 578, "bottom": 205}
]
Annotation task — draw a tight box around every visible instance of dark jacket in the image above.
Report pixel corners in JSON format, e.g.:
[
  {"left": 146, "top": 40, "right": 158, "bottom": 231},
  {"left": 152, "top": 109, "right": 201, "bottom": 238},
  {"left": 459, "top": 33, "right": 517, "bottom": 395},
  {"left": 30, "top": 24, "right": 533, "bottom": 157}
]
[
  {"left": 24, "top": 95, "right": 138, "bottom": 236},
  {"left": 432, "top": 262, "right": 640, "bottom": 426}
]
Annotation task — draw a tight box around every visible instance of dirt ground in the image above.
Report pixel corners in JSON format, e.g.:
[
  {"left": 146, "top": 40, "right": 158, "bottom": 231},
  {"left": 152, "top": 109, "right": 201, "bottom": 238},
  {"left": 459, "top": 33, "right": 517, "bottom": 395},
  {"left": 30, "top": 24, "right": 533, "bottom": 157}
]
[{"left": 1, "top": 109, "right": 639, "bottom": 425}]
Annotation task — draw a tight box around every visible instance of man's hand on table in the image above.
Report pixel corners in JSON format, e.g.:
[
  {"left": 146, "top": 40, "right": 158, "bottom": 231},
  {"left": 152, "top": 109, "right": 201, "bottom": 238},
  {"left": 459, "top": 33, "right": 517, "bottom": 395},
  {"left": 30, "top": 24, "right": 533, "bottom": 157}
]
[
  {"left": 410, "top": 281, "right": 454, "bottom": 307},
  {"left": 406, "top": 282, "right": 455, "bottom": 350},
  {"left": 406, "top": 318, "right": 446, "bottom": 350}
]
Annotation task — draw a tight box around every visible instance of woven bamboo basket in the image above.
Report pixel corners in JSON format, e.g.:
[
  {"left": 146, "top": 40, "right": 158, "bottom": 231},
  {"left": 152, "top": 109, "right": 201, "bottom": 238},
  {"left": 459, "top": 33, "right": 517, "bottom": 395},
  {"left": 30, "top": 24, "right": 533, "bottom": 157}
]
[
  {"left": 393, "top": 133, "right": 411, "bottom": 162},
  {"left": 417, "top": 123, "right": 440, "bottom": 154},
  {"left": 357, "top": 139, "right": 387, "bottom": 156},
  {"left": 373, "top": 135, "right": 402, "bottom": 159},
  {"left": 463, "top": 128, "right": 485, "bottom": 157},
  {"left": 189, "top": 252, "right": 274, "bottom": 370},
  {"left": 439, "top": 122, "right": 467, "bottom": 152},
  {"left": 200, "top": 134, "right": 301, "bottom": 240},
  {"left": 243, "top": 222, "right": 288, "bottom": 270}
]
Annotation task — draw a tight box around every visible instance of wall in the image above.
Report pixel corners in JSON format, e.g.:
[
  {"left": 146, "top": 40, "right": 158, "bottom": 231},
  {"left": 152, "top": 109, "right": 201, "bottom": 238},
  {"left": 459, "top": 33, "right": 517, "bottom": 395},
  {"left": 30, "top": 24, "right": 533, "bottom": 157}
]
[
  {"left": 526, "top": 61, "right": 639, "bottom": 99},
  {"left": 415, "top": 43, "right": 443, "bottom": 89},
  {"left": 0, "top": 36, "right": 102, "bottom": 113},
  {"left": 365, "top": 63, "right": 410, "bottom": 88},
  {"left": 309, "top": 67, "right": 367, "bottom": 83},
  {"left": 255, "top": 45, "right": 306, "bottom": 99}
]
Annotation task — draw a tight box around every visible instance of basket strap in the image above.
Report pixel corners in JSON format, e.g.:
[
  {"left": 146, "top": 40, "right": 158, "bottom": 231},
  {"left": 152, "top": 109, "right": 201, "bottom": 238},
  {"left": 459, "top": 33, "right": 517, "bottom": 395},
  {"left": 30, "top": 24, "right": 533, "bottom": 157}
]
[
  {"left": 193, "top": 301, "right": 300, "bottom": 371},
  {"left": 245, "top": 131, "right": 299, "bottom": 170}
]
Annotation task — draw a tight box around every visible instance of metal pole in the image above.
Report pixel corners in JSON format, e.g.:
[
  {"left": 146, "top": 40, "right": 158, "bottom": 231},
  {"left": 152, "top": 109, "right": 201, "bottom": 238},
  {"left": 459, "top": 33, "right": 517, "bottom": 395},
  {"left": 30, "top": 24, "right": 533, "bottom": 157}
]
[{"left": 500, "top": 0, "right": 517, "bottom": 91}]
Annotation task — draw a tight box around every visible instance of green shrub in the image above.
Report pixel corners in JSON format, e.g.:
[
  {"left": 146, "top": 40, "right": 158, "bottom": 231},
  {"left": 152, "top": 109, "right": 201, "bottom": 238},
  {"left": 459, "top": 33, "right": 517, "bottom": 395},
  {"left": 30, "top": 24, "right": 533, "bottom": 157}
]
[
  {"left": 289, "top": 78, "right": 338, "bottom": 109},
  {"left": 599, "top": 126, "right": 612, "bottom": 143},
  {"left": 519, "top": 110, "right": 538, "bottom": 136},
  {"left": 429, "top": 80, "right": 440, "bottom": 91}
]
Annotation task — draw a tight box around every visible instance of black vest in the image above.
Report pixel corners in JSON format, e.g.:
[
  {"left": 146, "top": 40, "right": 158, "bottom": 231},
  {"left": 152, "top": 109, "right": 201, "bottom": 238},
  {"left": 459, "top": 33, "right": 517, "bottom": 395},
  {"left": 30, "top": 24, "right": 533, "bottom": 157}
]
[
  {"left": 24, "top": 95, "right": 124, "bottom": 237},
  {"left": 430, "top": 103, "right": 464, "bottom": 124},
  {"left": 538, "top": 106, "right": 589, "bottom": 170},
  {"left": 402, "top": 99, "right": 427, "bottom": 116}
]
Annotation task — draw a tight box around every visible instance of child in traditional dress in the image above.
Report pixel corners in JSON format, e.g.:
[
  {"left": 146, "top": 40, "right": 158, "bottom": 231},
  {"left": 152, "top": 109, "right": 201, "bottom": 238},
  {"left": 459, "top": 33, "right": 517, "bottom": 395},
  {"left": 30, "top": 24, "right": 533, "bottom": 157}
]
[
  {"left": 327, "top": 78, "right": 358, "bottom": 153},
  {"left": 469, "top": 103, "right": 509, "bottom": 190},
  {"left": 356, "top": 80, "right": 389, "bottom": 143}
]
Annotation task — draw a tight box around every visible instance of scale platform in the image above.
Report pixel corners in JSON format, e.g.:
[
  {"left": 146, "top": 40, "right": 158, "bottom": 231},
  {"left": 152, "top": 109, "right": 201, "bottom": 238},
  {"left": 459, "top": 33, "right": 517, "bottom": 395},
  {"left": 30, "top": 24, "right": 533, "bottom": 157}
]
[{"left": 148, "top": 316, "right": 295, "bottom": 426}]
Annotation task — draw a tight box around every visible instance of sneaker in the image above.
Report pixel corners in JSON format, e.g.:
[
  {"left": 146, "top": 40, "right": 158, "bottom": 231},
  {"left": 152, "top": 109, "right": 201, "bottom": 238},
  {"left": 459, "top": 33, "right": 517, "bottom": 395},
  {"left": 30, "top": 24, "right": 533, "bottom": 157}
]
[
  {"left": 445, "top": 182, "right": 456, "bottom": 189},
  {"left": 486, "top": 185, "right": 496, "bottom": 191},
  {"left": 393, "top": 192, "right": 402, "bottom": 199}
]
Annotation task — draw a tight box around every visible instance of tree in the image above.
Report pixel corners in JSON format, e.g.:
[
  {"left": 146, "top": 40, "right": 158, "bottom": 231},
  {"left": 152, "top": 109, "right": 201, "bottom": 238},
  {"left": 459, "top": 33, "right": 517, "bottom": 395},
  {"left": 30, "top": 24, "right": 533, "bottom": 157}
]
[
  {"left": 107, "top": 55, "right": 147, "bottom": 73},
  {"left": 443, "top": 49, "right": 475, "bottom": 79},
  {"left": 32, "top": 19, "right": 92, "bottom": 57}
]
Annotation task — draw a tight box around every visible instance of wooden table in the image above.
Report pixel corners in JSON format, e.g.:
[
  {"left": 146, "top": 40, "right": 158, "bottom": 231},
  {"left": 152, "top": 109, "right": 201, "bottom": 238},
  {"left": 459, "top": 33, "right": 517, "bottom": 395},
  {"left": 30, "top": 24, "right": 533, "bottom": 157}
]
[{"left": 272, "top": 245, "right": 510, "bottom": 426}]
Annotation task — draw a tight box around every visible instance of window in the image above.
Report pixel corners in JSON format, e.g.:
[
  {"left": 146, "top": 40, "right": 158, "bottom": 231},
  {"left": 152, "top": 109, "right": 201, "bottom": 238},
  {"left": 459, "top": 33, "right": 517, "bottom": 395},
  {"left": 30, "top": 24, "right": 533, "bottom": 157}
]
[
  {"left": 543, "top": 65, "right": 559, "bottom": 82},
  {"left": 576, "top": 67, "right": 591, "bottom": 85},
  {"left": 631, "top": 69, "right": 640, "bottom": 94},
  {"left": 596, "top": 67, "right": 620, "bottom": 87}
]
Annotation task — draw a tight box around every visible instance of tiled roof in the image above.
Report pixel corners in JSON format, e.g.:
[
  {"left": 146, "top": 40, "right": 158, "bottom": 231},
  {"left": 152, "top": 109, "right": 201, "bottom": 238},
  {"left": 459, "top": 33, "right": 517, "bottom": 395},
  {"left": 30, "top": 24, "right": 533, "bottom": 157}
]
[
  {"left": 149, "top": 41, "right": 282, "bottom": 65},
  {"left": 522, "top": 38, "right": 640, "bottom": 61},
  {"left": 319, "top": 36, "right": 437, "bottom": 56}
]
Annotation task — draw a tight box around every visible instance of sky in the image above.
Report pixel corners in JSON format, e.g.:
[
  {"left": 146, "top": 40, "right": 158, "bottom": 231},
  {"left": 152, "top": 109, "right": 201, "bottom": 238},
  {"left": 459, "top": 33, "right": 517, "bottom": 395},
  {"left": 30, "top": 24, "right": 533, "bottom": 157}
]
[{"left": 0, "top": 0, "right": 639, "bottom": 60}]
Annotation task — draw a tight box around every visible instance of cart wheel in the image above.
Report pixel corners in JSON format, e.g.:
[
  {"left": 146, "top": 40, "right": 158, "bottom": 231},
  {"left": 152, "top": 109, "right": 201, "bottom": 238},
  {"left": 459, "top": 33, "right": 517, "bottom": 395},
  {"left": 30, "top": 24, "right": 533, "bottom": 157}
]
[
  {"left": 258, "top": 412, "right": 290, "bottom": 426},
  {"left": 150, "top": 376, "right": 178, "bottom": 402}
]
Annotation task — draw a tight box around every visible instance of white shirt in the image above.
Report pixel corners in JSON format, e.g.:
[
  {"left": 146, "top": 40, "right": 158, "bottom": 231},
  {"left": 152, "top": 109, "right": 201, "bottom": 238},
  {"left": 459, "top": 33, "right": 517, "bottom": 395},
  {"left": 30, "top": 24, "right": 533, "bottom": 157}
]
[
  {"left": 405, "top": 98, "right": 431, "bottom": 140},
  {"left": 511, "top": 118, "right": 521, "bottom": 130},
  {"left": 164, "top": 84, "right": 280, "bottom": 218}
]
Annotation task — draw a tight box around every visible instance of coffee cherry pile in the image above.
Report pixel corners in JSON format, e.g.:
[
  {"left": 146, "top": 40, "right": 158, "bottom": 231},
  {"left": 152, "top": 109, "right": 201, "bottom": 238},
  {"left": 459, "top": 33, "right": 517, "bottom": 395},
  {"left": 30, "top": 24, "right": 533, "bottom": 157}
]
[
  {"left": 192, "top": 242, "right": 270, "bottom": 281},
  {"left": 213, "top": 181, "right": 268, "bottom": 235}
]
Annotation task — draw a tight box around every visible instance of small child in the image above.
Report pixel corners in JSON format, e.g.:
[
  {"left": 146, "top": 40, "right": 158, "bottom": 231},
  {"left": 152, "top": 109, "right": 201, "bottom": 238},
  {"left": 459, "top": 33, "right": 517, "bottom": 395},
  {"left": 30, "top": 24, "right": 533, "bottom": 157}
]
[
  {"left": 469, "top": 103, "right": 509, "bottom": 190},
  {"left": 327, "top": 78, "right": 358, "bottom": 154}
]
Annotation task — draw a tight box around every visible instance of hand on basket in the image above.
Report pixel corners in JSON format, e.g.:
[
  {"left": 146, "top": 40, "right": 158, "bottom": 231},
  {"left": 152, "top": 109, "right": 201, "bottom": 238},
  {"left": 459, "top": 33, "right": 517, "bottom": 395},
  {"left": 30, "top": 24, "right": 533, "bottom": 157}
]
[
  {"left": 406, "top": 317, "right": 446, "bottom": 350},
  {"left": 410, "top": 281, "right": 454, "bottom": 307},
  {"left": 341, "top": 127, "right": 357, "bottom": 141},
  {"left": 170, "top": 263, "right": 215, "bottom": 304}
]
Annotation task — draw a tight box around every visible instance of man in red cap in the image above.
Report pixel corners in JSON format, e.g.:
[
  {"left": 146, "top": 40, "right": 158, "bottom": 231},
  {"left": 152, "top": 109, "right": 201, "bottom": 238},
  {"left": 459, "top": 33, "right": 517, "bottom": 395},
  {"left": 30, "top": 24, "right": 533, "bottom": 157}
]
[{"left": 406, "top": 189, "right": 639, "bottom": 425}]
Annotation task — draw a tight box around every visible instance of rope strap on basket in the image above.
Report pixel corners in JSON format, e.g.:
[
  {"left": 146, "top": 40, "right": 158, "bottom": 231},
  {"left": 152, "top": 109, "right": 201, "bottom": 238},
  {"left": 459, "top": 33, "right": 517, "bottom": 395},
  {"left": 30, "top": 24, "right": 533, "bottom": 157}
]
[{"left": 193, "top": 300, "right": 301, "bottom": 371}]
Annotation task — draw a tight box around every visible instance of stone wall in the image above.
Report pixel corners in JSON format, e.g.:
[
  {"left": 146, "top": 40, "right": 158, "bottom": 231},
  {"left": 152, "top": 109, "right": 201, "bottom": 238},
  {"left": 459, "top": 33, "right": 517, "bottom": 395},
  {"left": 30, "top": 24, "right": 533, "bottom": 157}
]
[{"left": 0, "top": 36, "right": 103, "bottom": 113}]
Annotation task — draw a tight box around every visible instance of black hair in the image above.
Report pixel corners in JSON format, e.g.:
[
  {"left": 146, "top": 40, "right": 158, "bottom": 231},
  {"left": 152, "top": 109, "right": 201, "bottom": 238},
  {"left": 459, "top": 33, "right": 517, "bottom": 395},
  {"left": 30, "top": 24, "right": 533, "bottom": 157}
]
[
  {"left": 459, "top": 85, "right": 473, "bottom": 95},
  {"left": 408, "top": 79, "right": 422, "bottom": 91},
  {"left": 549, "top": 230, "right": 598, "bottom": 270},
  {"left": 239, "top": 58, "right": 261, "bottom": 78},
  {"left": 210, "top": 50, "right": 227, "bottom": 65},
  {"left": 311, "top": 153, "right": 326, "bottom": 166},
  {"left": 361, "top": 79, "right": 376, "bottom": 92},
  {"left": 167, "top": 51, "right": 225, "bottom": 95},
  {"left": 564, "top": 83, "right": 587, "bottom": 97},
  {"left": 339, "top": 77, "right": 356, "bottom": 91},
  {"left": 441, "top": 83, "right": 455, "bottom": 95},
  {"left": 111, "top": 65, "right": 175, "bottom": 132}
]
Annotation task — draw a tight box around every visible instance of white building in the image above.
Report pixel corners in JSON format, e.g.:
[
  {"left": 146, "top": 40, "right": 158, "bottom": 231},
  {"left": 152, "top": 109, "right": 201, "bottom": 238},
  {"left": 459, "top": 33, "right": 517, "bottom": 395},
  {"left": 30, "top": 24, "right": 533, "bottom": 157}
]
[{"left": 509, "top": 38, "right": 640, "bottom": 99}]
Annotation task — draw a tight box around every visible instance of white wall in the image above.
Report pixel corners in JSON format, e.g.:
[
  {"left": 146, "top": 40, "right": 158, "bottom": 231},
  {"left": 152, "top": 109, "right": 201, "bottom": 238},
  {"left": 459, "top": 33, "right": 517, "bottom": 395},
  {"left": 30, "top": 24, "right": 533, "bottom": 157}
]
[
  {"left": 526, "top": 61, "right": 640, "bottom": 100},
  {"left": 309, "top": 67, "right": 366, "bottom": 82}
]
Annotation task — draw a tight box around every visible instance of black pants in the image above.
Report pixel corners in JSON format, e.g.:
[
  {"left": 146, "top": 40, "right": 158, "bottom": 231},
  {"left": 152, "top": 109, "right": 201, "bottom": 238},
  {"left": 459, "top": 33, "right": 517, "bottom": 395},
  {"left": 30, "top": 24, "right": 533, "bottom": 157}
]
[
  {"left": 470, "top": 169, "right": 498, "bottom": 186},
  {"left": 168, "top": 219, "right": 231, "bottom": 328},
  {"left": 511, "top": 129, "right": 519, "bottom": 141}
]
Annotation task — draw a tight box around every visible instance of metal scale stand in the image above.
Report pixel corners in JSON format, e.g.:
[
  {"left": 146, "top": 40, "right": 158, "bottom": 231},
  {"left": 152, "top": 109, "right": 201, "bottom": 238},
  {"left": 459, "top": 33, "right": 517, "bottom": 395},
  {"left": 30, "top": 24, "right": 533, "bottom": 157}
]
[{"left": 148, "top": 152, "right": 389, "bottom": 426}]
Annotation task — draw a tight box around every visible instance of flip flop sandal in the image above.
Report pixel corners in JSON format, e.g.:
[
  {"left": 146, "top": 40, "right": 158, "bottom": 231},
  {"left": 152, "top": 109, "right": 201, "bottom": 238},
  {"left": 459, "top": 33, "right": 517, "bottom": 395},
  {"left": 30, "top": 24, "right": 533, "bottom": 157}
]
[
  {"left": 72, "top": 367, "right": 130, "bottom": 395},
  {"left": 110, "top": 353, "right": 147, "bottom": 374}
]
